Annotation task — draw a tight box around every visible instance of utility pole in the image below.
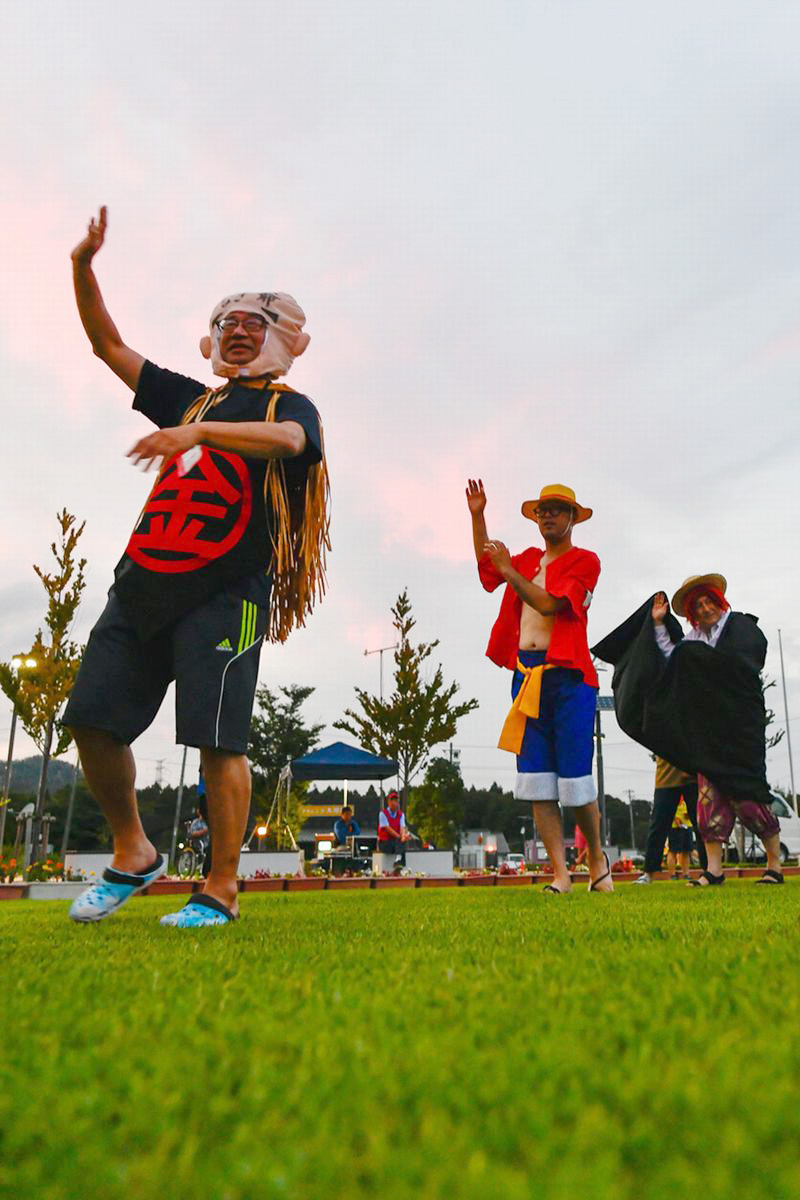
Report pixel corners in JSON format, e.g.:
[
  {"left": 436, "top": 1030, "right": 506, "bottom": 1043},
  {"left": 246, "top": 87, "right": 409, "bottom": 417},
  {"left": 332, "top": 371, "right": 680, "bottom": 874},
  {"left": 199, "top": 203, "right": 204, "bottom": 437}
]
[
  {"left": 30, "top": 715, "right": 56, "bottom": 865},
  {"left": 778, "top": 630, "right": 797, "bottom": 813},
  {"left": 169, "top": 746, "right": 189, "bottom": 870},
  {"left": 60, "top": 753, "right": 81, "bottom": 862},
  {"left": 625, "top": 789, "right": 637, "bottom": 851}
]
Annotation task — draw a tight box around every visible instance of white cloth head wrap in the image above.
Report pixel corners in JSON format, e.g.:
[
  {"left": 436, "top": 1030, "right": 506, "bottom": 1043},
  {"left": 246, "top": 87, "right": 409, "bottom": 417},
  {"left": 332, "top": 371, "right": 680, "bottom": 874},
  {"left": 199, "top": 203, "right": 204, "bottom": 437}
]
[{"left": 199, "top": 292, "right": 310, "bottom": 379}]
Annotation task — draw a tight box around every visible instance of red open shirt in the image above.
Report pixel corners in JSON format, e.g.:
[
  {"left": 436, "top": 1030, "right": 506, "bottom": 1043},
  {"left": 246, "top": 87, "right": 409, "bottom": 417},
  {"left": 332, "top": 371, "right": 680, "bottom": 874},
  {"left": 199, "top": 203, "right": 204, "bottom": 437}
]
[{"left": 478, "top": 545, "right": 600, "bottom": 687}]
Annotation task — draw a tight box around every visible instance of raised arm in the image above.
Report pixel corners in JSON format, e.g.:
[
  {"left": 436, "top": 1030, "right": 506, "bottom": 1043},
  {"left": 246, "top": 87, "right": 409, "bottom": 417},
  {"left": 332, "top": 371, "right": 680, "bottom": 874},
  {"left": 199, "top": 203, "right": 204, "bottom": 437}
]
[
  {"left": 466, "top": 478, "right": 489, "bottom": 563},
  {"left": 71, "top": 207, "right": 145, "bottom": 391},
  {"left": 484, "top": 540, "right": 567, "bottom": 615}
]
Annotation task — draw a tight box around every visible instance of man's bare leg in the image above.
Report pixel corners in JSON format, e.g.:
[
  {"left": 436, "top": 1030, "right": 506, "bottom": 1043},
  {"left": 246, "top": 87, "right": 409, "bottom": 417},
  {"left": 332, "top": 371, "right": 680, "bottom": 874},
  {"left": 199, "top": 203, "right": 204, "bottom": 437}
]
[
  {"left": 573, "top": 801, "right": 613, "bottom": 891},
  {"left": 70, "top": 727, "right": 157, "bottom": 874},
  {"left": 533, "top": 800, "right": 572, "bottom": 892},
  {"left": 691, "top": 840, "right": 723, "bottom": 884},
  {"left": 199, "top": 748, "right": 251, "bottom": 916},
  {"left": 760, "top": 832, "right": 782, "bottom": 875}
]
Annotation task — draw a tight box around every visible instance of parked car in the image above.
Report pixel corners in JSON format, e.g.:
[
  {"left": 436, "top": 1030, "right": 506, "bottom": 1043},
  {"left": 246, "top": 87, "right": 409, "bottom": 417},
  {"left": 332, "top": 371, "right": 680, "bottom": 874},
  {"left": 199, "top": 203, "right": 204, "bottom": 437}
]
[
  {"left": 503, "top": 853, "right": 527, "bottom": 872},
  {"left": 726, "top": 792, "right": 800, "bottom": 864}
]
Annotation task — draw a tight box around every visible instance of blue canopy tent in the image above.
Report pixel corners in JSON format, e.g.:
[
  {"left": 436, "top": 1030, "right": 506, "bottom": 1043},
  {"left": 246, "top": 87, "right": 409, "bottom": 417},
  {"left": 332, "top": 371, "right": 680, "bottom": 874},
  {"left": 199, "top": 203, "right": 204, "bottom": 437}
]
[
  {"left": 274, "top": 741, "right": 399, "bottom": 851},
  {"left": 286, "top": 740, "right": 398, "bottom": 784}
]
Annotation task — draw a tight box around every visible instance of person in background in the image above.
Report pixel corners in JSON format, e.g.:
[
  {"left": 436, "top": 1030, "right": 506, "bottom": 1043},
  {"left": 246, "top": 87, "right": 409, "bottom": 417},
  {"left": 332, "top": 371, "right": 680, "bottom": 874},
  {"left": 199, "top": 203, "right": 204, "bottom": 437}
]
[
  {"left": 666, "top": 797, "right": 693, "bottom": 880},
  {"left": 573, "top": 821, "right": 589, "bottom": 869},
  {"left": 195, "top": 767, "right": 211, "bottom": 878},
  {"left": 333, "top": 805, "right": 361, "bottom": 847},
  {"left": 378, "top": 791, "right": 409, "bottom": 858},
  {"left": 635, "top": 757, "right": 706, "bottom": 884}
]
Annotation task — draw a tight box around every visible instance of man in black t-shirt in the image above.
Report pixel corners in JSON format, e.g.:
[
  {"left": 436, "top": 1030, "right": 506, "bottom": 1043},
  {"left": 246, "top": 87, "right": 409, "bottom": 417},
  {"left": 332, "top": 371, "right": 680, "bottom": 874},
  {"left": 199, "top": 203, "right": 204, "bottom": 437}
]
[{"left": 64, "top": 207, "right": 328, "bottom": 929}]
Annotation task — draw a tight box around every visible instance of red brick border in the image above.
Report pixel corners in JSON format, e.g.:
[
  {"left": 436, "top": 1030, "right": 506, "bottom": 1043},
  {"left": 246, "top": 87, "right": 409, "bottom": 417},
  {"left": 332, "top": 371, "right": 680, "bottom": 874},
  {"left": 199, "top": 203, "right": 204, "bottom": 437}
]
[
  {"left": 240, "top": 878, "right": 287, "bottom": 892},
  {"left": 3, "top": 865, "right": 799, "bottom": 901},
  {"left": 0, "top": 884, "right": 29, "bottom": 900}
]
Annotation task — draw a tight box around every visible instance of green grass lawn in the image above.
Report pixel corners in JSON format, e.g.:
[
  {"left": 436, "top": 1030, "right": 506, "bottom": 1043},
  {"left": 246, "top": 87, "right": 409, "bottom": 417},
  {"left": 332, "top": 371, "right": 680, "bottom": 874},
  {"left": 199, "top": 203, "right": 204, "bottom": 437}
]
[{"left": 2, "top": 882, "right": 799, "bottom": 1200}]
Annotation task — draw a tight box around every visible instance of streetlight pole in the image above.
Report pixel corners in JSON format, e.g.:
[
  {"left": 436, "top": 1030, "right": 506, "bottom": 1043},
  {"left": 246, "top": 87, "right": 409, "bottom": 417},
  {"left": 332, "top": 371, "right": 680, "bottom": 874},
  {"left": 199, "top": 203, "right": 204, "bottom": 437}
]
[
  {"left": 778, "top": 630, "right": 797, "bottom": 813},
  {"left": 364, "top": 643, "right": 399, "bottom": 702},
  {"left": 1, "top": 657, "right": 37, "bottom": 854},
  {"left": 364, "top": 643, "right": 398, "bottom": 800},
  {"left": 1, "top": 705, "right": 18, "bottom": 855},
  {"left": 595, "top": 693, "right": 614, "bottom": 847}
]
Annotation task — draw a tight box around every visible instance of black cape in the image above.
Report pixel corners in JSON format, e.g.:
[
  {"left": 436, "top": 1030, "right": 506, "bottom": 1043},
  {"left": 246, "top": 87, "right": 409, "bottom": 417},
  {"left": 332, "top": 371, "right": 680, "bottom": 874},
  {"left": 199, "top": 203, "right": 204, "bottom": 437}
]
[{"left": 591, "top": 598, "right": 769, "bottom": 805}]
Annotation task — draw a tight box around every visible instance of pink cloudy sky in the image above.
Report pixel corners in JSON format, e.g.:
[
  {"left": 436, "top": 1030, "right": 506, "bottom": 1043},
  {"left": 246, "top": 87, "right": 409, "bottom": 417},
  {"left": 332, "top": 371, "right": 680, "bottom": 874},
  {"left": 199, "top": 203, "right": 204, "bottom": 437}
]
[{"left": 2, "top": 1, "right": 799, "bottom": 805}]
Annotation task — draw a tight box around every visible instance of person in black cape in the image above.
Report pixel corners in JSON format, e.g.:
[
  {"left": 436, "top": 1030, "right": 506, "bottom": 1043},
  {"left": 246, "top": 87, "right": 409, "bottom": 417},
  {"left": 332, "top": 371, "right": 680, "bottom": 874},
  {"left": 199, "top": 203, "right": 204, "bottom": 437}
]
[{"left": 592, "top": 573, "right": 783, "bottom": 887}]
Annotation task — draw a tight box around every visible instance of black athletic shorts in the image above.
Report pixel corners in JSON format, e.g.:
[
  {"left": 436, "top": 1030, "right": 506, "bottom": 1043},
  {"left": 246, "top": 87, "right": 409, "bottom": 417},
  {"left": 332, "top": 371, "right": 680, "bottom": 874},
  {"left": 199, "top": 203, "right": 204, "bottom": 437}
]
[
  {"left": 667, "top": 827, "right": 693, "bottom": 854},
  {"left": 63, "top": 588, "right": 267, "bottom": 753}
]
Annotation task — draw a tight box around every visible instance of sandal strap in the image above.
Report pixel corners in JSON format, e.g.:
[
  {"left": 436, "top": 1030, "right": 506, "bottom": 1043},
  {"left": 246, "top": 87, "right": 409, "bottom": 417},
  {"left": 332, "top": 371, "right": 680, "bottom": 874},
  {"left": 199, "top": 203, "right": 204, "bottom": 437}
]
[{"left": 689, "top": 870, "right": 725, "bottom": 886}]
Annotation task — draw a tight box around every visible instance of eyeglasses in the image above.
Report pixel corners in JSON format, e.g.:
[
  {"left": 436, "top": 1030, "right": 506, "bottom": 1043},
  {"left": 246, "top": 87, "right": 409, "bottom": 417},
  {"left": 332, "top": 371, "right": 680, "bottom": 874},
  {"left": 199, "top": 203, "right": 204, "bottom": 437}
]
[
  {"left": 218, "top": 316, "right": 267, "bottom": 333},
  {"left": 535, "top": 503, "right": 571, "bottom": 517}
]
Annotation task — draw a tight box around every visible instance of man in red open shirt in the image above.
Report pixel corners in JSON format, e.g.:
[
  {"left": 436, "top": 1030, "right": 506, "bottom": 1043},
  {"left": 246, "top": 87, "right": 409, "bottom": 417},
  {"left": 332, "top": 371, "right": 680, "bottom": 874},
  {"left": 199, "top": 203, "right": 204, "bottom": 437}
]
[{"left": 466, "top": 480, "right": 611, "bottom": 893}]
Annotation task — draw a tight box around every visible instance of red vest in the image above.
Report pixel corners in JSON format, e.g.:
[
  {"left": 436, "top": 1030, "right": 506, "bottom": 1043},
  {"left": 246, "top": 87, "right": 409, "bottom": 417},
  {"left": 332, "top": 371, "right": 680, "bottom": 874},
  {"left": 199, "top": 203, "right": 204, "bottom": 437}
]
[{"left": 378, "top": 806, "right": 404, "bottom": 840}]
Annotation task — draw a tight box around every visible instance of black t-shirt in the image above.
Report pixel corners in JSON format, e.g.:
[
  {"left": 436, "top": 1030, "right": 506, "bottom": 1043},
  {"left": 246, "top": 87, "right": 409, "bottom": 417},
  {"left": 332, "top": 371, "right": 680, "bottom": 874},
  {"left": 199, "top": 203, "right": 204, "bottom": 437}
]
[{"left": 113, "top": 361, "right": 322, "bottom": 640}]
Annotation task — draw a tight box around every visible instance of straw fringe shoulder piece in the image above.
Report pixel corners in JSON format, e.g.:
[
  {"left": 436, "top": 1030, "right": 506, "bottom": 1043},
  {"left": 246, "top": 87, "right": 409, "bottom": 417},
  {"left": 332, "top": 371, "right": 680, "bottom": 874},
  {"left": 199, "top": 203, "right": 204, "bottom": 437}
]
[{"left": 179, "top": 381, "right": 330, "bottom": 643}]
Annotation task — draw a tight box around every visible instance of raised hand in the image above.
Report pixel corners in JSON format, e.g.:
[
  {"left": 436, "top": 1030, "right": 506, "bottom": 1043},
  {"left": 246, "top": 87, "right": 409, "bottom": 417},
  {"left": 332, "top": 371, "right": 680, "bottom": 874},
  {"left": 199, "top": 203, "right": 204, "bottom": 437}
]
[
  {"left": 651, "top": 592, "right": 669, "bottom": 623},
  {"left": 465, "top": 478, "right": 486, "bottom": 515},
  {"left": 72, "top": 206, "right": 107, "bottom": 266}
]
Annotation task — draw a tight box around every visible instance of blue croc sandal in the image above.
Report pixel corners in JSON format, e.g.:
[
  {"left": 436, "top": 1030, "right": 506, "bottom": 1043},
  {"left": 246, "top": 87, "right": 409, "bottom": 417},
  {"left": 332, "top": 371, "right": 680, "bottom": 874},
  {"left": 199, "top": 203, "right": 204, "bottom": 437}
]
[
  {"left": 160, "top": 894, "right": 237, "bottom": 928},
  {"left": 69, "top": 855, "right": 167, "bottom": 923}
]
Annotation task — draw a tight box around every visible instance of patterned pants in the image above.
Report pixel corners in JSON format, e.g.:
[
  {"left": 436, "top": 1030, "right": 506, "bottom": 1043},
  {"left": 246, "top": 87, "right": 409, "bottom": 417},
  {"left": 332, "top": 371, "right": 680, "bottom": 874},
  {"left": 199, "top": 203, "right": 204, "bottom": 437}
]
[{"left": 696, "top": 774, "right": 779, "bottom": 844}]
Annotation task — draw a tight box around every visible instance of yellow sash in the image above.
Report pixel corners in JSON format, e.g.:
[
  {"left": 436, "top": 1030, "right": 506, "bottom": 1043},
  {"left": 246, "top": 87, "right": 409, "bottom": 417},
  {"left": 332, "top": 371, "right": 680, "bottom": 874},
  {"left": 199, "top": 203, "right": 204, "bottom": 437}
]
[{"left": 498, "top": 658, "right": 555, "bottom": 754}]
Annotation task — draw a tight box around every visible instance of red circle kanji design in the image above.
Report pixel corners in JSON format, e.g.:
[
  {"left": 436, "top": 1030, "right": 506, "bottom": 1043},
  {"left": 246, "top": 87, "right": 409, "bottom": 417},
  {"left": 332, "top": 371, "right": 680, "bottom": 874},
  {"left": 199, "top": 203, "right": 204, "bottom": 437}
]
[{"left": 126, "top": 446, "right": 253, "bottom": 573}]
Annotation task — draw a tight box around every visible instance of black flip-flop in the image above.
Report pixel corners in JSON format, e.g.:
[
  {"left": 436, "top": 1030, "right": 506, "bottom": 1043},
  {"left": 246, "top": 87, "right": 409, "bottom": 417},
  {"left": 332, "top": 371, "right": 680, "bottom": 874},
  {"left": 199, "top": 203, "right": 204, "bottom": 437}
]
[
  {"left": 590, "top": 852, "right": 612, "bottom": 892},
  {"left": 755, "top": 869, "right": 784, "bottom": 885},
  {"left": 542, "top": 884, "right": 566, "bottom": 894},
  {"left": 687, "top": 870, "right": 725, "bottom": 887}
]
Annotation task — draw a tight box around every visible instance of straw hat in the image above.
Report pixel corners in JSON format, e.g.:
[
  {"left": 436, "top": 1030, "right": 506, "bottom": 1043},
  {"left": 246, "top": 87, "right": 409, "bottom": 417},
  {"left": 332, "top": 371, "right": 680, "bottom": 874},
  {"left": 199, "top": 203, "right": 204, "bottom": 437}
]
[
  {"left": 671, "top": 574, "right": 727, "bottom": 618},
  {"left": 521, "top": 484, "right": 592, "bottom": 524}
]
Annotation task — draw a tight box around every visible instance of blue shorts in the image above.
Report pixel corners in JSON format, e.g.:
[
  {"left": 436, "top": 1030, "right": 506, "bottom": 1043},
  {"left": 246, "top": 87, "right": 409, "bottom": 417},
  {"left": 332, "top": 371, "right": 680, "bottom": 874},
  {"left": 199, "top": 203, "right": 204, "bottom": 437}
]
[{"left": 512, "top": 650, "right": 597, "bottom": 807}]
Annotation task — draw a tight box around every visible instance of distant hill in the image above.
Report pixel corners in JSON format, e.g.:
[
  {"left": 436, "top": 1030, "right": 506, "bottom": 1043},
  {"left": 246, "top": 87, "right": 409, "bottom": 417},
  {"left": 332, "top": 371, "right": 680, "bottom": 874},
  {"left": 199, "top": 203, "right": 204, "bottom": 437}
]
[{"left": 0, "top": 756, "right": 82, "bottom": 797}]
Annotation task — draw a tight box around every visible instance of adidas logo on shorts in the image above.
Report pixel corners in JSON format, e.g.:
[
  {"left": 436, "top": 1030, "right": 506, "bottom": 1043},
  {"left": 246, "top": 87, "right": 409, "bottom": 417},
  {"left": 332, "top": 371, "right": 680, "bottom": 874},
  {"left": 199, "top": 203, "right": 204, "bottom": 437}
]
[{"left": 215, "top": 638, "right": 234, "bottom": 652}]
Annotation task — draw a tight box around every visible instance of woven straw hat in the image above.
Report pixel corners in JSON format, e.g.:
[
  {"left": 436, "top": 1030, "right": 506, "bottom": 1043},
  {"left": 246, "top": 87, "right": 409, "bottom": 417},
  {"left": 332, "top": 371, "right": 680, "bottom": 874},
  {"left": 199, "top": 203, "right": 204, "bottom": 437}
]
[
  {"left": 521, "top": 484, "right": 592, "bottom": 524},
  {"left": 671, "top": 574, "right": 727, "bottom": 618}
]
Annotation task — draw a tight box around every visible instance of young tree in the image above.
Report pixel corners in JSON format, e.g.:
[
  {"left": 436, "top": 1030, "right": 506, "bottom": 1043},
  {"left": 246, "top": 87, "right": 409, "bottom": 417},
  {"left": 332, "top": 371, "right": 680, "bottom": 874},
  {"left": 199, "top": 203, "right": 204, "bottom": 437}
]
[
  {"left": 335, "top": 590, "right": 479, "bottom": 804},
  {"left": 408, "top": 756, "right": 465, "bottom": 849},
  {"left": 249, "top": 684, "right": 324, "bottom": 795},
  {"left": 0, "top": 511, "right": 86, "bottom": 864}
]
